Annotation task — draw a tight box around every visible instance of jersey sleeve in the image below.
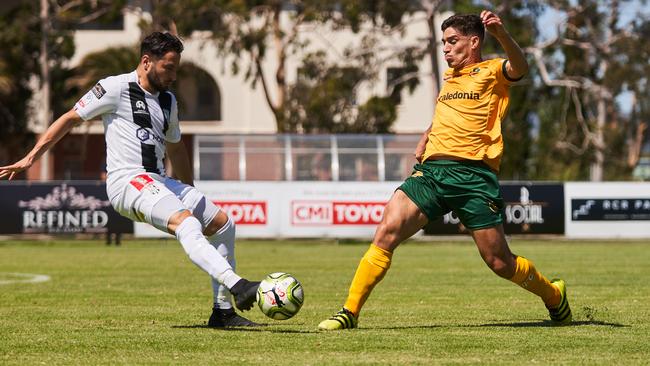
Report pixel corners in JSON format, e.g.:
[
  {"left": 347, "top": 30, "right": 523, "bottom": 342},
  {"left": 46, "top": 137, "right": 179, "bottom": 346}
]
[
  {"left": 496, "top": 58, "right": 524, "bottom": 84},
  {"left": 165, "top": 93, "right": 182, "bottom": 143},
  {"left": 74, "top": 77, "right": 121, "bottom": 120}
]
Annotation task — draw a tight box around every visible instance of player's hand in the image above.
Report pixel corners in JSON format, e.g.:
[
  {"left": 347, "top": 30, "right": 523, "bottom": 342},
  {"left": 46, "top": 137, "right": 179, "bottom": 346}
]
[
  {"left": 414, "top": 143, "right": 426, "bottom": 163},
  {"left": 0, "top": 157, "right": 33, "bottom": 180},
  {"left": 481, "top": 10, "right": 507, "bottom": 38}
]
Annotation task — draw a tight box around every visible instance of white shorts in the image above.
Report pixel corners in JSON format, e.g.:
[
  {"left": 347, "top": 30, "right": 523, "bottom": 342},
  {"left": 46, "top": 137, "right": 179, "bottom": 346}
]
[{"left": 108, "top": 173, "right": 220, "bottom": 233}]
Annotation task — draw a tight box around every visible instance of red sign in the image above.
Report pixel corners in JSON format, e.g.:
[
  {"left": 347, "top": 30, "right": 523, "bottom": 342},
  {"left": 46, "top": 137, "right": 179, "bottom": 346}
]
[
  {"left": 292, "top": 201, "right": 386, "bottom": 225},
  {"left": 292, "top": 201, "right": 331, "bottom": 225},
  {"left": 213, "top": 201, "right": 267, "bottom": 225}
]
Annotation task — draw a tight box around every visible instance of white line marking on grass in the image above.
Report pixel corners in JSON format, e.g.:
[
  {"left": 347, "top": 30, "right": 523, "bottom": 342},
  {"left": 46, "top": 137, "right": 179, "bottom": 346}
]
[{"left": 0, "top": 273, "right": 51, "bottom": 285}]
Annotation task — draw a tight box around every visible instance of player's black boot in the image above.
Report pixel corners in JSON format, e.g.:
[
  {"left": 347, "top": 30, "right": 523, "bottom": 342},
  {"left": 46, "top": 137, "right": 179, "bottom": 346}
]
[
  {"left": 208, "top": 307, "right": 261, "bottom": 328},
  {"left": 230, "top": 279, "right": 260, "bottom": 311}
]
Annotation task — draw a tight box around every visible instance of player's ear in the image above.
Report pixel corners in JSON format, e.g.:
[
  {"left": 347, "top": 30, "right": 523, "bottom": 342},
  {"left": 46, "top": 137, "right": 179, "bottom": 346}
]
[
  {"left": 470, "top": 35, "right": 481, "bottom": 50},
  {"left": 141, "top": 54, "right": 152, "bottom": 71}
]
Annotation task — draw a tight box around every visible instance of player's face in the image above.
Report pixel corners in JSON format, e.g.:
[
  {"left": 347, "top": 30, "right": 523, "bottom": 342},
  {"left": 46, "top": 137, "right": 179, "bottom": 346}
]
[
  {"left": 441, "top": 27, "right": 480, "bottom": 70},
  {"left": 146, "top": 51, "right": 180, "bottom": 92}
]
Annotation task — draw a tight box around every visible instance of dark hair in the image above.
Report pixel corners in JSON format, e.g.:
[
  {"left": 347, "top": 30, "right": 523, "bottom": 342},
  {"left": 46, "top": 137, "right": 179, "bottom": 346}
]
[
  {"left": 140, "top": 32, "right": 184, "bottom": 58},
  {"left": 441, "top": 14, "right": 484, "bottom": 43}
]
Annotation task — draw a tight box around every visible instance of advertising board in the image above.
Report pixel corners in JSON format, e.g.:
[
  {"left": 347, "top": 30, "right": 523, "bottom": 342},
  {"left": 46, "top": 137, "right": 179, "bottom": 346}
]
[
  {"left": 0, "top": 182, "right": 132, "bottom": 235},
  {"left": 424, "top": 183, "right": 565, "bottom": 235},
  {"left": 135, "top": 182, "right": 399, "bottom": 238},
  {"left": 565, "top": 182, "right": 650, "bottom": 238}
]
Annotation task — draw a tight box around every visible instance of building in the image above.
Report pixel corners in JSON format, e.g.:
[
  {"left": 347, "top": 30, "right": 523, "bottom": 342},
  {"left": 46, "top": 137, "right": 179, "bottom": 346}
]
[{"left": 24, "top": 3, "right": 449, "bottom": 181}]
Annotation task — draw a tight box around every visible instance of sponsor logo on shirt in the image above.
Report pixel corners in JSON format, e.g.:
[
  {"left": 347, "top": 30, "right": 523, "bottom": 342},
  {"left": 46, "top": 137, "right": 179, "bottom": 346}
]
[
  {"left": 135, "top": 128, "right": 164, "bottom": 144},
  {"left": 437, "top": 90, "right": 480, "bottom": 102},
  {"left": 92, "top": 83, "right": 106, "bottom": 99},
  {"left": 134, "top": 100, "right": 149, "bottom": 115},
  {"left": 136, "top": 128, "right": 150, "bottom": 142}
]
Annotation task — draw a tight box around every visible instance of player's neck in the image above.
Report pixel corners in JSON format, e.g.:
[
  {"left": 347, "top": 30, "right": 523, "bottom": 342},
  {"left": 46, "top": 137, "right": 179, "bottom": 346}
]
[
  {"left": 135, "top": 66, "right": 157, "bottom": 95},
  {"left": 453, "top": 55, "right": 483, "bottom": 71}
]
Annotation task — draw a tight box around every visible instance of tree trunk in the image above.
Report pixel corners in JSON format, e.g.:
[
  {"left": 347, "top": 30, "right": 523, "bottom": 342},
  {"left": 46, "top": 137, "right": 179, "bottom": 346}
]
[
  {"left": 427, "top": 13, "right": 441, "bottom": 101},
  {"left": 590, "top": 89, "right": 606, "bottom": 181},
  {"left": 272, "top": 5, "right": 286, "bottom": 132},
  {"left": 39, "top": 0, "right": 52, "bottom": 181}
]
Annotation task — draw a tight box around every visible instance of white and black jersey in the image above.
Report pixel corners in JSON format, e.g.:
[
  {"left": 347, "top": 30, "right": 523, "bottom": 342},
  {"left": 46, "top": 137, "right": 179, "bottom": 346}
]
[{"left": 74, "top": 71, "right": 181, "bottom": 197}]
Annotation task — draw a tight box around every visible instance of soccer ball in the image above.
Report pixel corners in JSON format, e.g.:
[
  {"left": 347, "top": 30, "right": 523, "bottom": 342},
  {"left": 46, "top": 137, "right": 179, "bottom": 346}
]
[{"left": 256, "top": 272, "right": 304, "bottom": 320}]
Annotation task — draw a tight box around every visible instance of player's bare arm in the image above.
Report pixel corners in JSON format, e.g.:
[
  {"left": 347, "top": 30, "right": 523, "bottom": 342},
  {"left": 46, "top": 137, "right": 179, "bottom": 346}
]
[
  {"left": 414, "top": 125, "right": 432, "bottom": 162},
  {"left": 0, "top": 109, "right": 83, "bottom": 180},
  {"left": 166, "top": 140, "right": 194, "bottom": 186},
  {"left": 481, "top": 10, "right": 528, "bottom": 80}
]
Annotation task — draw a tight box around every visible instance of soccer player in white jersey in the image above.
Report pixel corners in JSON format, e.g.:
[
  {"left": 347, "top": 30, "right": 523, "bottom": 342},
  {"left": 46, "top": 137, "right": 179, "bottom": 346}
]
[{"left": 0, "top": 32, "right": 260, "bottom": 328}]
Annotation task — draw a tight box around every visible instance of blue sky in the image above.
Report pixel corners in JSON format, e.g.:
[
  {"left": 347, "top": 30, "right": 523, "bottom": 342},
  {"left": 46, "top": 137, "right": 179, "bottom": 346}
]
[
  {"left": 536, "top": 1, "right": 650, "bottom": 115},
  {"left": 538, "top": 0, "right": 650, "bottom": 41}
]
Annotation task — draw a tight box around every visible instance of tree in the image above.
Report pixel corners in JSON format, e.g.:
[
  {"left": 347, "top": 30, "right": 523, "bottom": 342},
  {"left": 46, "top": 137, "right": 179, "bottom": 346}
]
[
  {"left": 283, "top": 51, "right": 396, "bottom": 133},
  {"left": 0, "top": 0, "right": 126, "bottom": 175},
  {"left": 527, "top": 0, "right": 649, "bottom": 181},
  {"left": 440, "top": 1, "right": 543, "bottom": 180},
  {"left": 148, "top": 0, "right": 429, "bottom": 133},
  {"left": 64, "top": 46, "right": 140, "bottom": 108},
  {"left": 0, "top": 2, "right": 56, "bottom": 166},
  {"left": 0, "top": 60, "right": 17, "bottom": 134},
  {"left": 616, "top": 15, "right": 650, "bottom": 179}
]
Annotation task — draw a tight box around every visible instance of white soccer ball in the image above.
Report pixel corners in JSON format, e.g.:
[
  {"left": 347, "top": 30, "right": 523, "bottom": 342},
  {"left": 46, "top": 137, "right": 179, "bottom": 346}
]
[{"left": 256, "top": 272, "right": 304, "bottom": 320}]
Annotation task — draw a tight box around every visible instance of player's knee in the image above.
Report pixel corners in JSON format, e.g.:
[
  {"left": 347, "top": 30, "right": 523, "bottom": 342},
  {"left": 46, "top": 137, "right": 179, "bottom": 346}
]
[
  {"left": 373, "top": 222, "right": 400, "bottom": 250},
  {"left": 174, "top": 215, "right": 207, "bottom": 255},
  {"left": 168, "top": 209, "right": 194, "bottom": 232},
  {"left": 208, "top": 215, "right": 235, "bottom": 243},
  {"left": 204, "top": 210, "right": 231, "bottom": 236},
  {"left": 484, "top": 255, "right": 515, "bottom": 278}
]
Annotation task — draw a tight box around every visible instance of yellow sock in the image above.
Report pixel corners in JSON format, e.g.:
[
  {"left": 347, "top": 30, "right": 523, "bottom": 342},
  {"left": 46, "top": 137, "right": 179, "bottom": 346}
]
[
  {"left": 510, "top": 256, "right": 561, "bottom": 307},
  {"left": 343, "top": 244, "right": 392, "bottom": 316}
]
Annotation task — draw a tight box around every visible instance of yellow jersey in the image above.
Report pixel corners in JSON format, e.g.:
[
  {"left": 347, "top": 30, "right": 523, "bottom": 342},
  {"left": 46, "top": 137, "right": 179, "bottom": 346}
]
[{"left": 421, "top": 58, "right": 520, "bottom": 172}]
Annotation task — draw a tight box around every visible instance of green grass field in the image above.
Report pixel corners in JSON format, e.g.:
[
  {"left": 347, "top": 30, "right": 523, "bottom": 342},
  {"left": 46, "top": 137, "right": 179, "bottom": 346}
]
[{"left": 1, "top": 238, "right": 649, "bottom": 365}]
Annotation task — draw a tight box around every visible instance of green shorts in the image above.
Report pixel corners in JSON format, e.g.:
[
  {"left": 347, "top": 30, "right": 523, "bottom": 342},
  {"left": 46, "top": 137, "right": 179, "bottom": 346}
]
[{"left": 398, "top": 160, "right": 504, "bottom": 230}]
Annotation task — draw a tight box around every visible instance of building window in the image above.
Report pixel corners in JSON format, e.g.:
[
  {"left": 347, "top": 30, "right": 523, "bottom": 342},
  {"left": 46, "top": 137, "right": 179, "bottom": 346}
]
[{"left": 175, "top": 63, "right": 221, "bottom": 121}]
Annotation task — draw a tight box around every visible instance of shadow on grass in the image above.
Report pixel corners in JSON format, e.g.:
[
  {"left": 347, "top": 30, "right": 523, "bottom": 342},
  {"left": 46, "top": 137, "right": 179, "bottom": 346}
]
[
  {"left": 173, "top": 320, "right": 626, "bottom": 332},
  {"left": 355, "top": 325, "right": 442, "bottom": 330},
  {"left": 172, "top": 324, "right": 318, "bottom": 333},
  {"left": 475, "top": 320, "right": 627, "bottom": 328},
  {"left": 353, "top": 321, "right": 625, "bottom": 330},
  {"left": 173, "top": 324, "right": 441, "bottom": 332}
]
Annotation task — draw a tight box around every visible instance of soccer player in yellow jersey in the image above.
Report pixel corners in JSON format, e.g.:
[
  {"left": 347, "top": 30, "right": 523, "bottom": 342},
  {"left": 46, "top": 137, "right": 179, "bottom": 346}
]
[{"left": 318, "top": 10, "right": 572, "bottom": 330}]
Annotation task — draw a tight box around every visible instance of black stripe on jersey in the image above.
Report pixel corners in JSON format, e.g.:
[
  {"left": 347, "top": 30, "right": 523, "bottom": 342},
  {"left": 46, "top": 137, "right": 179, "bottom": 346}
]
[
  {"left": 502, "top": 60, "right": 524, "bottom": 82},
  {"left": 128, "top": 82, "right": 159, "bottom": 174},
  {"left": 158, "top": 92, "right": 172, "bottom": 136},
  {"left": 140, "top": 143, "right": 159, "bottom": 173},
  {"left": 128, "top": 82, "right": 152, "bottom": 128}
]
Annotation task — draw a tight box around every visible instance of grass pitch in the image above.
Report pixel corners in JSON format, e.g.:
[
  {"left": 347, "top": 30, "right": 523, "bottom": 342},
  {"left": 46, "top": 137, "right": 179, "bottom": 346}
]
[{"left": 1, "top": 237, "right": 649, "bottom": 365}]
